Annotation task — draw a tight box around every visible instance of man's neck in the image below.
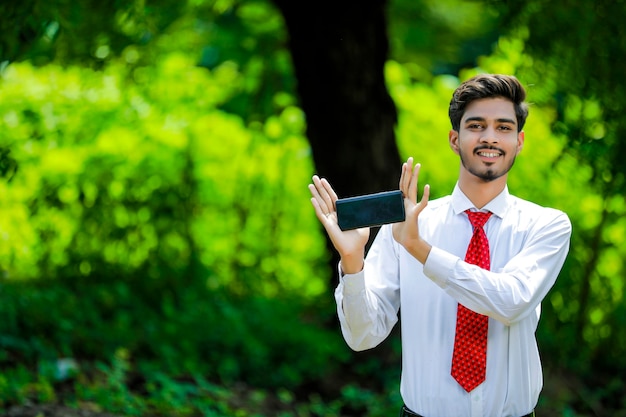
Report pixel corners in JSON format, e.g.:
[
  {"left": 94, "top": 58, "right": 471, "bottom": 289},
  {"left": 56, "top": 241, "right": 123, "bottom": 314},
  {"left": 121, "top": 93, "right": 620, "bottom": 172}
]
[{"left": 458, "top": 174, "right": 507, "bottom": 209}]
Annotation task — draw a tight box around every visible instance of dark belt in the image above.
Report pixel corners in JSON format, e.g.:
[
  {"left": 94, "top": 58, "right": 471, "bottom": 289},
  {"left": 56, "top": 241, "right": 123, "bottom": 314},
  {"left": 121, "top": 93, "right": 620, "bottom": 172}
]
[{"left": 401, "top": 404, "right": 535, "bottom": 417}]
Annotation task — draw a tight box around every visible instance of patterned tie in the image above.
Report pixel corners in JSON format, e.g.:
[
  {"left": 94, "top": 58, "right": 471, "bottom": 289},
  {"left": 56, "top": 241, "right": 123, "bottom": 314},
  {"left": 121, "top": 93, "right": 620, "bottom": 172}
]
[{"left": 451, "top": 210, "right": 492, "bottom": 392}]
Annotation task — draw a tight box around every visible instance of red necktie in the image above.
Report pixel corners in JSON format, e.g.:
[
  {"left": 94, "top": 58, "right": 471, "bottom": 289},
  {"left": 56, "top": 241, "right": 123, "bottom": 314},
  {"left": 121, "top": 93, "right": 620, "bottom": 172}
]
[{"left": 451, "top": 210, "right": 492, "bottom": 392}]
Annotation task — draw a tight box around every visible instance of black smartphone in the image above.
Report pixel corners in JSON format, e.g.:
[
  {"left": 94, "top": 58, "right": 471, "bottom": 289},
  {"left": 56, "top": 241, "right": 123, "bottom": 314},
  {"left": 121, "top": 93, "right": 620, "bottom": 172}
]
[{"left": 336, "top": 190, "right": 405, "bottom": 231}]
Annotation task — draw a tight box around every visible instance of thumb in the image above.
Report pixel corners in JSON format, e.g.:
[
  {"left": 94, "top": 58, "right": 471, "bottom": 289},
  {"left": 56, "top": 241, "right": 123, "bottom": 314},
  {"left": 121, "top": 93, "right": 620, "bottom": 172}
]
[{"left": 415, "top": 184, "right": 430, "bottom": 214}]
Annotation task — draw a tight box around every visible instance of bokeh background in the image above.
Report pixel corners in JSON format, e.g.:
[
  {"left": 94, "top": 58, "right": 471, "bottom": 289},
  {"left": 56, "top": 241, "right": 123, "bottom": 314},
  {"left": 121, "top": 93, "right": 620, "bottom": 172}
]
[{"left": 0, "top": 0, "right": 625, "bottom": 416}]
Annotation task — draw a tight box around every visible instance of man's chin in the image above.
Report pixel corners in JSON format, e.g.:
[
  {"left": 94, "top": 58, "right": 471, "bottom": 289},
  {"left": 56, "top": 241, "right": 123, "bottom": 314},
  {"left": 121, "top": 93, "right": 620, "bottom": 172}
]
[
  {"left": 460, "top": 156, "right": 515, "bottom": 183},
  {"left": 472, "top": 169, "right": 503, "bottom": 182}
]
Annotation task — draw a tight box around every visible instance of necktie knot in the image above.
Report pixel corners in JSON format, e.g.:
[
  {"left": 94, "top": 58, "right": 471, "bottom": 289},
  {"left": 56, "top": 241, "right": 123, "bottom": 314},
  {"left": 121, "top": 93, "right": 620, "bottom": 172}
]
[{"left": 466, "top": 210, "right": 492, "bottom": 229}]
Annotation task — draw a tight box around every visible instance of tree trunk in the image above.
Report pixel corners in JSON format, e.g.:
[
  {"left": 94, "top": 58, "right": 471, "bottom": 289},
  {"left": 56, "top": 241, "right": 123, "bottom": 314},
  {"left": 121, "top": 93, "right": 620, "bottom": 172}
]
[{"left": 272, "top": 0, "right": 401, "bottom": 286}]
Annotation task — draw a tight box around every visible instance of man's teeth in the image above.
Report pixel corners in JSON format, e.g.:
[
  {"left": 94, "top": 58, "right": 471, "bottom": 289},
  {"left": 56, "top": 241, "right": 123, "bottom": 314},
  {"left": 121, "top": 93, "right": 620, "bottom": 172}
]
[{"left": 478, "top": 151, "right": 500, "bottom": 157}]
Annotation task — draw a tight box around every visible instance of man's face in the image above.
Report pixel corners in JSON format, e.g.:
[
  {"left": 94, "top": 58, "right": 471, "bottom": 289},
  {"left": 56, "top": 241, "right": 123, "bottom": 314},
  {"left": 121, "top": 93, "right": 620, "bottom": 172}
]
[{"left": 449, "top": 97, "right": 524, "bottom": 182}]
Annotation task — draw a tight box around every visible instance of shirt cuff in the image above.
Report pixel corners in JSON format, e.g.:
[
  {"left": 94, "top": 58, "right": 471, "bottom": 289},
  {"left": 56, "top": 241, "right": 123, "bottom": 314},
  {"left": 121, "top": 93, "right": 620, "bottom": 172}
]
[
  {"left": 338, "top": 262, "right": 366, "bottom": 295},
  {"left": 423, "top": 246, "right": 459, "bottom": 288}
]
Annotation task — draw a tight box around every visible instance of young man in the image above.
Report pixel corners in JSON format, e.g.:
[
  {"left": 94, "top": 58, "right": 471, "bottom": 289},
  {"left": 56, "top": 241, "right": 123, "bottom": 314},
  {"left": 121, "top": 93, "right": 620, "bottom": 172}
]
[{"left": 308, "top": 74, "right": 571, "bottom": 417}]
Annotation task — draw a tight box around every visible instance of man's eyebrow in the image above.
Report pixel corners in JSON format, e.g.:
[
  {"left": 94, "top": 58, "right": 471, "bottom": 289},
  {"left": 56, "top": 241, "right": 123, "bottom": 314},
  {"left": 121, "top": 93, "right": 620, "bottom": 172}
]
[
  {"left": 463, "top": 116, "right": 485, "bottom": 123},
  {"left": 463, "top": 116, "right": 517, "bottom": 125}
]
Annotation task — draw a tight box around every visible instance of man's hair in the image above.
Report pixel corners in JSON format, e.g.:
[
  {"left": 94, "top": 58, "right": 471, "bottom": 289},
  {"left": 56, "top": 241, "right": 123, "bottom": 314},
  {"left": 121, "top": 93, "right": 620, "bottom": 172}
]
[{"left": 448, "top": 74, "right": 529, "bottom": 132}]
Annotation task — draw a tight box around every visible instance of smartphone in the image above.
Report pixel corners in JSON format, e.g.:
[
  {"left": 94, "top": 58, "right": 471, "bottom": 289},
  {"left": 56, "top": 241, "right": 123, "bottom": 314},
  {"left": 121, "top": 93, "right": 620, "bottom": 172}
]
[{"left": 336, "top": 190, "right": 405, "bottom": 231}]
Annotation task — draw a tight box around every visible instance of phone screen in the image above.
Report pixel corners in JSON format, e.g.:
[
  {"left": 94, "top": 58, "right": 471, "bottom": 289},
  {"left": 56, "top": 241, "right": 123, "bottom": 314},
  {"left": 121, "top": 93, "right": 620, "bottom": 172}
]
[{"left": 336, "top": 190, "right": 405, "bottom": 231}]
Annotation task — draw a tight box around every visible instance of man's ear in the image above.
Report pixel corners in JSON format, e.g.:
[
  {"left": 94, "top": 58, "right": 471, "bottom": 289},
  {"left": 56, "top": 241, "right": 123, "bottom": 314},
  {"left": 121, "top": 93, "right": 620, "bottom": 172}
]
[
  {"left": 449, "top": 130, "right": 460, "bottom": 154},
  {"left": 517, "top": 131, "right": 525, "bottom": 155}
]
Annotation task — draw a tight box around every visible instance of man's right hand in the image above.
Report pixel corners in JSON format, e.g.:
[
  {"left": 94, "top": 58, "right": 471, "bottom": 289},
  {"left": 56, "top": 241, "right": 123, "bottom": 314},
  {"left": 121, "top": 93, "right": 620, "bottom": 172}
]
[{"left": 308, "top": 175, "right": 369, "bottom": 274}]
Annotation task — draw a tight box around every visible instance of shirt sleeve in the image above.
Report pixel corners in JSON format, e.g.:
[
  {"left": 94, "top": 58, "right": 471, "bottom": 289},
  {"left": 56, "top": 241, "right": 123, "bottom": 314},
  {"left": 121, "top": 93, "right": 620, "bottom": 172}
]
[
  {"left": 334, "top": 225, "right": 402, "bottom": 351},
  {"left": 423, "top": 210, "right": 572, "bottom": 326}
]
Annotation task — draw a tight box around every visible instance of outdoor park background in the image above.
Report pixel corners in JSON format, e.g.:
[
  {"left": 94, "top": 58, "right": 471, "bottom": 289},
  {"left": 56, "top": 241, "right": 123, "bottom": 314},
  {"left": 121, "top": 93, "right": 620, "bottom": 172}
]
[{"left": 0, "top": 0, "right": 625, "bottom": 416}]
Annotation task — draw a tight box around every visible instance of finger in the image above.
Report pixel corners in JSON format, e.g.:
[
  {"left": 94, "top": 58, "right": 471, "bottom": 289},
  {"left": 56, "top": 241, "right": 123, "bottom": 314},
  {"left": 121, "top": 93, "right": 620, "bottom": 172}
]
[
  {"left": 309, "top": 182, "right": 332, "bottom": 219},
  {"left": 416, "top": 183, "right": 430, "bottom": 213},
  {"left": 319, "top": 177, "right": 339, "bottom": 211},
  {"left": 308, "top": 179, "right": 323, "bottom": 203},
  {"left": 310, "top": 197, "right": 330, "bottom": 224},
  {"left": 400, "top": 157, "right": 413, "bottom": 194},
  {"left": 310, "top": 175, "right": 333, "bottom": 214},
  {"left": 407, "top": 163, "right": 420, "bottom": 203},
  {"left": 399, "top": 161, "right": 407, "bottom": 192},
  {"left": 405, "top": 157, "right": 414, "bottom": 193}
]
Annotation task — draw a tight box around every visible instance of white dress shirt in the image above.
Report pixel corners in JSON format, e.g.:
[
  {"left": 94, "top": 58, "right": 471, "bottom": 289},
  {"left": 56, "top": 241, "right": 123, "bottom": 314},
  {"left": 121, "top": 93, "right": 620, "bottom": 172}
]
[{"left": 335, "top": 184, "right": 571, "bottom": 417}]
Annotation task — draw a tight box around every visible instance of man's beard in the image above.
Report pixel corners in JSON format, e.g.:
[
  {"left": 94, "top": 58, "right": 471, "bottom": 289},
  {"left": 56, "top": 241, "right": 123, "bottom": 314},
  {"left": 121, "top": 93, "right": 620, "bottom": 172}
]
[{"left": 459, "top": 148, "right": 516, "bottom": 182}]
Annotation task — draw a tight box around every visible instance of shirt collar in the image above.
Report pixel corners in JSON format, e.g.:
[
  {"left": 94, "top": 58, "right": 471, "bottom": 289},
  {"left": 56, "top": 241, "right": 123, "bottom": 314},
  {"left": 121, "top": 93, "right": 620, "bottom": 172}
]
[{"left": 451, "top": 183, "right": 509, "bottom": 219}]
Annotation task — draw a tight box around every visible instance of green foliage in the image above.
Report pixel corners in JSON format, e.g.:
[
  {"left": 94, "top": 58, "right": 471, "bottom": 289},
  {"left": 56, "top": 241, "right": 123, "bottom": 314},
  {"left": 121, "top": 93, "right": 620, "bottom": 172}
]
[
  {"left": 388, "top": 0, "right": 502, "bottom": 73},
  {"left": 1, "top": 0, "right": 295, "bottom": 125},
  {"left": 0, "top": 275, "right": 350, "bottom": 413},
  {"left": 0, "top": 45, "right": 342, "bottom": 415},
  {"left": 0, "top": 53, "right": 325, "bottom": 297},
  {"left": 0, "top": 365, "right": 56, "bottom": 407},
  {"left": 0, "top": 0, "right": 185, "bottom": 64}
]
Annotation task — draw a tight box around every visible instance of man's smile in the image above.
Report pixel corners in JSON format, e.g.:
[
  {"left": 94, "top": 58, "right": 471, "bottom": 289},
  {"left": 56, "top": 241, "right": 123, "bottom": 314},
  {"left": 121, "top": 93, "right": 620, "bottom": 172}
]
[{"left": 475, "top": 147, "right": 504, "bottom": 161}]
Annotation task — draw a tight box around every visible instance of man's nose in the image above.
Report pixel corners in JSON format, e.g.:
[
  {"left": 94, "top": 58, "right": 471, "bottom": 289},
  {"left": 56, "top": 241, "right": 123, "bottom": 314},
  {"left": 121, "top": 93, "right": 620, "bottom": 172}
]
[{"left": 480, "top": 126, "right": 499, "bottom": 143}]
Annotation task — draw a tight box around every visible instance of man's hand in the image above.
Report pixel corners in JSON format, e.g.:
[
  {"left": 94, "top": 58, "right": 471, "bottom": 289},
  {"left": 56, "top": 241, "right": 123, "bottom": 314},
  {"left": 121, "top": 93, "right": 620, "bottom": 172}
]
[
  {"left": 309, "top": 175, "right": 369, "bottom": 273},
  {"left": 392, "top": 157, "right": 432, "bottom": 264}
]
